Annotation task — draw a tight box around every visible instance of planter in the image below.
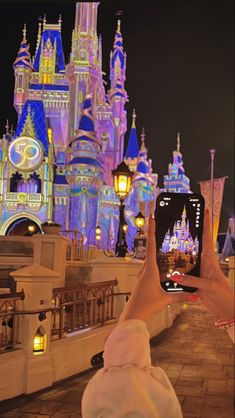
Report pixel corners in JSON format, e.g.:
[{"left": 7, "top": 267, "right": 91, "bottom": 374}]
[{"left": 41, "top": 224, "right": 61, "bottom": 235}]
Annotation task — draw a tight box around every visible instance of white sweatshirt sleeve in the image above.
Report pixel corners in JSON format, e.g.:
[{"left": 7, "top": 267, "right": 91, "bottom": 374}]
[
  {"left": 227, "top": 325, "right": 235, "bottom": 343},
  {"left": 82, "top": 319, "right": 183, "bottom": 418}
]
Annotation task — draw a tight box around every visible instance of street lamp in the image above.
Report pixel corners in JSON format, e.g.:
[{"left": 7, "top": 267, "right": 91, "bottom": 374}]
[
  {"left": 112, "top": 161, "right": 133, "bottom": 257},
  {"left": 135, "top": 211, "right": 145, "bottom": 235}
]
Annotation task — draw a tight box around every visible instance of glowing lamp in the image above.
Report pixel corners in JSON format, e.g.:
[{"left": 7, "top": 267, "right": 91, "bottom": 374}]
[
  {"left": 33, "top": 327, "right": 46, "bottom": 355},
  {"left": 111, "top": 161, "right": 133, "bottom": 257},
  {"left": 28, "top": 225, "right": 36, "bottom": 234},
  {"left": 47, "top": 128, "right": 53, "bottom": 143},
  {"left": 123, "top": 222, "right": 128, "bottom": 233},
  {"left": 112, "top": 161, "right": 133, "bottom": 200},
  {"left": 135, "top": 211, "right": 145, "bottom": 230},
  {"left": 96, "top": 225, "right": 102, "bottom": 240}
]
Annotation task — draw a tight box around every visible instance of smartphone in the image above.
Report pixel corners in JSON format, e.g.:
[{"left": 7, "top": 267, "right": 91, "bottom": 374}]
[{"left": 155, "top": 192, "right": 205, "bottom": 293}]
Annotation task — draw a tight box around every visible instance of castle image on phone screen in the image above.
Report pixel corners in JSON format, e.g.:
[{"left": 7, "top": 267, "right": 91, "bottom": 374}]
[{"left": 155, "top": 193, "right": 204, "bottom": 292}]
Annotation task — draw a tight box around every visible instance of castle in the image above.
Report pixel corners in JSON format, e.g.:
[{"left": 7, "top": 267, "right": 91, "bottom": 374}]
[
  {"left": 161, "top": 206, "right": 199, "bottom": 255},
  {"left": 0, "top": 2, "right": 191, "bottom": 249}
]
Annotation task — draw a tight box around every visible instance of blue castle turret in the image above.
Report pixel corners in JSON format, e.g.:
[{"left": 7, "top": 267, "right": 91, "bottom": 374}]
[
  {"left": 124, "top": 109, "right": 139, "bottom": 172},
  {"left": 164, "top": 133, "right": 191, "bottom": 193}
]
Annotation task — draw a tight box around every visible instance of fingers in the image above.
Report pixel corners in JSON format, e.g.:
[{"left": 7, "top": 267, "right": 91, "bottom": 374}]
[
  {"left": 145, "top": 217, "right": 157, "bottom": 266},
  {"left": 172, "top": 274, "right": 209, "bottom": 292},
  {"left": 168, "top": 291, "right": 200, "bottom": 304},
  {"left": 202, "top": 209, "right": 215, "bottom": 256}
]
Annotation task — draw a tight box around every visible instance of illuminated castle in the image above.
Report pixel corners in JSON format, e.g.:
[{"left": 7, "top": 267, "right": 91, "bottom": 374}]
[
  {"left": 161, "top": 206, "right": 199, "bottom": 254},
  {"left": 0, "top": 2, "right": 190, "bottom": 247}
]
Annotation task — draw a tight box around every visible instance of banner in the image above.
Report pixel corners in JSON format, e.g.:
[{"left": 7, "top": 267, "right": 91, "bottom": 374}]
[{"left": 199, "top": 177, "right": 226, "bottom": 249}]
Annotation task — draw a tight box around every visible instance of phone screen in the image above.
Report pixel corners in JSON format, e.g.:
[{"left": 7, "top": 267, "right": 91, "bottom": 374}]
[{"left": 155, "top": 192, "right": 205, "bottom": 292}]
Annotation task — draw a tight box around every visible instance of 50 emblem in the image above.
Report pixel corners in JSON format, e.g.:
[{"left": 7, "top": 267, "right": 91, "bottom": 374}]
[{"left": 8, "top": 136, "right": 43, "bottom": 172}]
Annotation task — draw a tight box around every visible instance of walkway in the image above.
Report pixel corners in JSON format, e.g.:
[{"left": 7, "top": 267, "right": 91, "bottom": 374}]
[{"left": 0, "top": 303, "right": 234, "bottom": 418}]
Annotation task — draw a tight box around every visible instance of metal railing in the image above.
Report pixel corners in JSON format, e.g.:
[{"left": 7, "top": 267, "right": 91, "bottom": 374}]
[
  {"left": 51, "top": 280, "right": 118, "bottom": 338},
  {"left": 61, "top": 230, "right": 85, "bottom": 261},
  {"left": 0, "top": 281, "right": 129, "bottom": 353},
  {"left": 0, "top": 291, "right": 25, "bottom": 352}
]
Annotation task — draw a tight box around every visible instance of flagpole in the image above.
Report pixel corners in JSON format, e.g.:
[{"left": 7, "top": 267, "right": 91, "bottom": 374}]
[{"left": 210, "top": 149, "right": 216, "bottom": 246}]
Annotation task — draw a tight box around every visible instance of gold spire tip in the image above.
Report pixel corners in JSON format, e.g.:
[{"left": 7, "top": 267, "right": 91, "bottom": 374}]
[
  {"left": 131, "top": 108, "right": 136, "bottom": 128},
  {"left": 117, "top": 19, "right": 121, "bottom": 33},
  {"left": 177, "top": 132, "right": 180, "bottom": 152},
  {"left": 5, "top": 119, "right": 9, "bottom": 134},
  {"left": 23, "top": 23, "right": 27, "bottom": 42}
]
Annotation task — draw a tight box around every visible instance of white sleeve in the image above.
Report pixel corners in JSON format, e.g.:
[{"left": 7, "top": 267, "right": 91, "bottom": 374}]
[
  {"left": 82, "top": 319, "right": 183, "bottom": 418},
  {"left": 227, "top": 325, "right": 235, "bottom": 343}
]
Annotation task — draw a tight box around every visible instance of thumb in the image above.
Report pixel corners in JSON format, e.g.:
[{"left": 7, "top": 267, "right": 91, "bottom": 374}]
[{"left": 169, "top": 291, "right": 200, "bottom": 304}]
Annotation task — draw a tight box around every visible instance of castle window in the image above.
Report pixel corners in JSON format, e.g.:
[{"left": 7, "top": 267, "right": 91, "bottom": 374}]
[{"left": 10, "top": 172, "right": 23, "bottom": 192}]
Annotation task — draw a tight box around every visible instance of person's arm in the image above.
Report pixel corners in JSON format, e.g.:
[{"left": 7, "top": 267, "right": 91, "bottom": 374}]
[
  {"left": 173, "top": 209, "right": 234, "bottom": 341},
  {"left": 119, "top": 217, "right": 190, "bottom": 323},
  {"left": 82, "top": 217, "right": 185, "bottom": 418}
]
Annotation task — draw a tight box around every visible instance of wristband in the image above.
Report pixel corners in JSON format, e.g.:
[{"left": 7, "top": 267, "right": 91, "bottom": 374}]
[{"left": 214, "top": 318, "right": 235, "bottom": 329}]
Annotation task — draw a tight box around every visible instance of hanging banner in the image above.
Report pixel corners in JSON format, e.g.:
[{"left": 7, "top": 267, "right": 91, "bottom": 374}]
[{"left": 199, "top": 177, "right": 227, "bottom": 249}]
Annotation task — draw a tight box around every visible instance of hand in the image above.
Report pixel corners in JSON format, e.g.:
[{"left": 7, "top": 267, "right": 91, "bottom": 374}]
[
  {"left": 119, "top": 217, "right": 188, "bottom": 323},
  {"left": 173, "top": 209, "right": 234, "bottom": 321}
]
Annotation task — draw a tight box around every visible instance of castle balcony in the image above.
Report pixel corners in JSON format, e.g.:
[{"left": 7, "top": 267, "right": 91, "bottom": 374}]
[{"left": 4, "top": 192, "right": 42, "bottom": 211}]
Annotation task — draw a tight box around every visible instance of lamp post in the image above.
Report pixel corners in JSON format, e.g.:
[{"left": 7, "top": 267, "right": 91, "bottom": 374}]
[
  {"left": 112, "top": 161, "right": 133, "bottom": 257},
  {"left": 135, "top": 211, "right": 145, "bottom": 235}
]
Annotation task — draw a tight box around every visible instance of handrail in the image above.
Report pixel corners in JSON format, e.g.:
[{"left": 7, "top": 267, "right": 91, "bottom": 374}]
[{"left": 0, "top": 290, "right": 25, "bottom": 301}]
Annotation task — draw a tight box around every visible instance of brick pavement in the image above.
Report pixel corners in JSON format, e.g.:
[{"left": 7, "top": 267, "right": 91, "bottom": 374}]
[{"left": 0, "top": 303, "right": 234, "bottom": 418}]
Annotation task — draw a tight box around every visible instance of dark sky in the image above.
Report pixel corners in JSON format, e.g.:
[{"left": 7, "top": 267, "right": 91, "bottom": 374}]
[{"left": 0, "top": 0, "right": 234, "bottom": 232}]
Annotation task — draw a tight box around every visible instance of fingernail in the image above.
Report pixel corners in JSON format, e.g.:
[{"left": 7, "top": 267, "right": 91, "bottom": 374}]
[
  {"left": 187, "top": 294, "right": 200, "bottom": 302},
  {"left": 172, "top": 274, "right": 184, "bottom": 282}
]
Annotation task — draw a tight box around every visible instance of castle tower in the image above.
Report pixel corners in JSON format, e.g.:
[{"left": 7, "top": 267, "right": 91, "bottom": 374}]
[
  {"left": 30, "top": 16, "right": 68, "bottom": 156},
  {"left": 108, "top": 20, "right": 128, "bottom": 169},
  {"left": 13, "top": 24, "right": 34, "bottom": 116},
  {"left": 66, "top": 95, "right": 103, "bottom": 243},
  {"left": 164, "top": 133, "right": 191, "bottom": 193},
  {"left": 131, "top": 128, "right": 158, "bottom": 218},
  {"left": 66, "top": 3, "right": 100, "bottom": 138},
  {"left": 124, "top": 109, "right": 139, "bottom": 172}
]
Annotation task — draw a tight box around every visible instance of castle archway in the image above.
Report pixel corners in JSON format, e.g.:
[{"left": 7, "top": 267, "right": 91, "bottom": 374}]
[{"left": 0, "top": 214, "right": 42, "bottom": 236}]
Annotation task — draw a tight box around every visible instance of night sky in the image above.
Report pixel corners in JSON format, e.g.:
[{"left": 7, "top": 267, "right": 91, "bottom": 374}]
[{"left": 0, "top": 0, "right": 233, "bottom": 232}]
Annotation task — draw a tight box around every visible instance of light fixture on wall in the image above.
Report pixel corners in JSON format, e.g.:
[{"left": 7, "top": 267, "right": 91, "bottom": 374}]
[{"left": 33, "top": 327, "right": 46, "bottom": 355}]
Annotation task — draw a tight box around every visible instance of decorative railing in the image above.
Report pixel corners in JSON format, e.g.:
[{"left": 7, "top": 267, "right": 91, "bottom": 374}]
[
  {"left": 0, "top": 281, "right": 126, "bottom": 354},
  {"left": 5, "top": 192, "right": 42, "bottom": 203},
  {"left": 62, "top": 230, "right": 85, "bottom": 261},
  {"left": 51, "top": 280, "right": 118, "bottom": 338},
  {"left": 0, "top": 291, "right": 25, "bottom": 352}
]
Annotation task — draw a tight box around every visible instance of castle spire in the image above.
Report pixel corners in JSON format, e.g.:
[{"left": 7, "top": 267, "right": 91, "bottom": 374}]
[
  {"left": 117, "top": 19, "right": 121, "bottom": 33},
  {"left": 109, "top": 18, "right": 127, "bottom": 91},
  {"left": 22, "top": 23, "right": 27, "bottom": 43},
  {"left": 177, "top": 132, "right": 180, "bottom": 152},
  {"left": 132, "top": 108, "right": 136, "bottom": 128},
  {"left": 140, "top": 127, "right": 148, "bottom": 156},
  {"left": 125, "top": 109, "right": 139, "bottom": 160},
  {"left": 34, "top": 21, "right": 42, "bottom": 59},
  {"left": 163, "top": 132, "right": 191, "bottom": 193},
  {"left": 13, "top": 24, "right": 34, "bottom": 70},
  {"left": 71, "top": 95, "right": 101, "bottom": 148},
  {"left": 5, "top": 120, "right": 9, "bottom": 136},
  {"left": 135, "top": 128, "right": 150, "bottom": 175}
]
